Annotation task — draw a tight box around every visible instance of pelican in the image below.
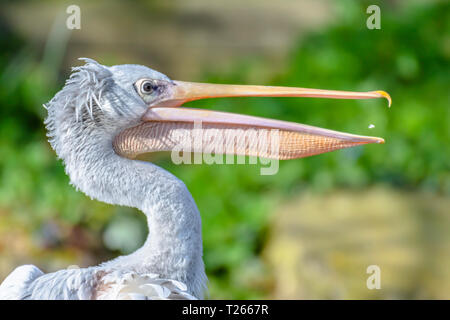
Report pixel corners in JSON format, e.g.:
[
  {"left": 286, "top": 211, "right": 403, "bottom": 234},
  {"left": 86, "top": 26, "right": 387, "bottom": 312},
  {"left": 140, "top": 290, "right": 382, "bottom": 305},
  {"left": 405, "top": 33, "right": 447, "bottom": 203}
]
[{"left": 0, "top": 58, "right": 390, "bottom": 300}]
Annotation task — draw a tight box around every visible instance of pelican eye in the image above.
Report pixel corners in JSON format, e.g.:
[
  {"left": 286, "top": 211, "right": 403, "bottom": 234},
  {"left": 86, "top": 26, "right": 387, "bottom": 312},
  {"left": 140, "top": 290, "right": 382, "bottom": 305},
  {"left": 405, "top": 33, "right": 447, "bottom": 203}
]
[{"left": 140, "top": 80, "right": 157, "bottom": 94}]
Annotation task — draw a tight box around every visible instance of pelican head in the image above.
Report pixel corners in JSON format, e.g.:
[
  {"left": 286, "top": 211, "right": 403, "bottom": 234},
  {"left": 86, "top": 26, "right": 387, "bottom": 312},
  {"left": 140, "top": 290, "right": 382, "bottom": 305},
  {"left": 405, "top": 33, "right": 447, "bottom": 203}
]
[{"left": 45, "top": 58, "right": 390, "bottom": 179}]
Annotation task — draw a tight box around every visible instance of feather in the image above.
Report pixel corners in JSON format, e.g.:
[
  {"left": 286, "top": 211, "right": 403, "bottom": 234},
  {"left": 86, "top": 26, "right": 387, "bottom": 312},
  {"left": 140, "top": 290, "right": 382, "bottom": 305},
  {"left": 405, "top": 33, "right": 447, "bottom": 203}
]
[{"left": 95, "top": 271, "right": 196, "bottom": 300}]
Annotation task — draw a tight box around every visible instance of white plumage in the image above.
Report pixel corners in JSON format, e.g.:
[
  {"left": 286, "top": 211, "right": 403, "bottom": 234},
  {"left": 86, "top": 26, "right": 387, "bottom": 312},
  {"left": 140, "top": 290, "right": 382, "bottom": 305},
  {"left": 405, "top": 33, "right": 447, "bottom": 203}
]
[
  {"left": 0, "top": 265, "right": 196, "bottom": 300},
  {"left": 0, "top": 265, "right": 44, "bottom": 299}
]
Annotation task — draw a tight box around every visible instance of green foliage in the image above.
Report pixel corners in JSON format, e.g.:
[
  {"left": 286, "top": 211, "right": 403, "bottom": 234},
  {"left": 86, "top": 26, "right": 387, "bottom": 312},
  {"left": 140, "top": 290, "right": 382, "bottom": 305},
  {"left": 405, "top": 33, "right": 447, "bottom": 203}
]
[{"left": 0, "top": 1, "right": 448, "bottom": 298}]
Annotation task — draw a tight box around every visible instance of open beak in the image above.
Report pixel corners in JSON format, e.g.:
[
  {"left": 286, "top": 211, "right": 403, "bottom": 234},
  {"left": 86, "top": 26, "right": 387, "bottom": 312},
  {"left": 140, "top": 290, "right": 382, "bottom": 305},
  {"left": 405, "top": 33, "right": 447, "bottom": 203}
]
[{"left": 113, "top": 81, "right": 391, "bottom": 160}]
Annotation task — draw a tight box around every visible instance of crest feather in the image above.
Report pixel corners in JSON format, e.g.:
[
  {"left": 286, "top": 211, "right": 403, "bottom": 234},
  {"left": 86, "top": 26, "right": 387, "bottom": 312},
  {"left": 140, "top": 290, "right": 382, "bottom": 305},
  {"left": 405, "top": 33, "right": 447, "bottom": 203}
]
[{"left": 44, "top": 58, "right": 112, "bottom": 159}]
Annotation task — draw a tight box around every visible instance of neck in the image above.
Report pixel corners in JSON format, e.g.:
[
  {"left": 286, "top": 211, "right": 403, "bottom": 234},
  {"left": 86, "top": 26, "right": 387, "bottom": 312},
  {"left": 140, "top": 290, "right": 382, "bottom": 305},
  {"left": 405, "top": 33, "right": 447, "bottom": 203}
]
[{"left": 65, "top": 138, "right": 206, "bottom": 298}]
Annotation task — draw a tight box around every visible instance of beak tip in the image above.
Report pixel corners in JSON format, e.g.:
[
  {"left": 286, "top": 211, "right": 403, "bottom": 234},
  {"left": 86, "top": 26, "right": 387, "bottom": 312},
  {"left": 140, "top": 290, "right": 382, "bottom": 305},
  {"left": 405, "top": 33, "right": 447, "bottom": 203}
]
[{"left": 374, "top": 90, "right": 392, "bottom": 108}]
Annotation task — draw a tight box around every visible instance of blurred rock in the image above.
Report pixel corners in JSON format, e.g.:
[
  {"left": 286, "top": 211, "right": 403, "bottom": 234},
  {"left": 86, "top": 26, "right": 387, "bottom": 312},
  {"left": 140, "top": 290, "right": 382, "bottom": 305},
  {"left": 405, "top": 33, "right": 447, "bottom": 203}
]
[{"left": 264, "top": 187, "right": 450, "bottom": 299}]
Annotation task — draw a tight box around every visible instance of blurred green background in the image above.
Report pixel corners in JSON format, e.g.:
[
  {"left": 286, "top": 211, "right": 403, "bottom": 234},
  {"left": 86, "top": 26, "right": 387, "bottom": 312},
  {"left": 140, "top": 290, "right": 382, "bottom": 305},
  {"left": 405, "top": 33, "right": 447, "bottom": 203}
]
[{"left": 0, "top": 0, "right": 448, "bottom": 299}]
